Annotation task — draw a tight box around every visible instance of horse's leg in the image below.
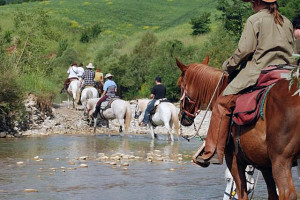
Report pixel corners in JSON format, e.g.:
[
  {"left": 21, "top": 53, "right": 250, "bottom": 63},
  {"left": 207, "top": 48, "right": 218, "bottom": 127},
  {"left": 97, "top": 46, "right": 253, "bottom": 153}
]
[
  {"left": 118, "top": 118, "right": 125, "bottom": 137},
  {"left": 93, "top": 117, "right": 97, "bottom": 134},
  {"left": 271, "top": 156, "right": 297, "bottom": 200},
  {"left": 165, "top": 122, "right": 174, "bottom": 142},
  {"left": 150, "top": 125, "right": 155, "bottom": 140},
  {"left": 106, "top": 120, "right": 110, "bottom": 137},
  {"left": 67, "top": 94, "right": 70, "bottom": 109},
  {"left": 260, "top": 169, "right": 279, "bottom": 200},
  {"left": 225, "top": 141, "right": 248, "bottom": 200}
]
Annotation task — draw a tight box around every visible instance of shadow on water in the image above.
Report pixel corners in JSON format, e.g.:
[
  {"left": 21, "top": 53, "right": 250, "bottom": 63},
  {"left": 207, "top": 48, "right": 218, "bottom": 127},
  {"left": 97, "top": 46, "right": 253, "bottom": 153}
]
[{"left": 0, "top": 134, "right": 299, "bottom": 200}]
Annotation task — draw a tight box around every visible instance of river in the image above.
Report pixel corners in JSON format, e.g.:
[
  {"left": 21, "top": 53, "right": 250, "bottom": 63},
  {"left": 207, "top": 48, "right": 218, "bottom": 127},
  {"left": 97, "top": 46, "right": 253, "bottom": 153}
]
[{"left": 0, "top": 134, "right": 299, "bottom": 200}]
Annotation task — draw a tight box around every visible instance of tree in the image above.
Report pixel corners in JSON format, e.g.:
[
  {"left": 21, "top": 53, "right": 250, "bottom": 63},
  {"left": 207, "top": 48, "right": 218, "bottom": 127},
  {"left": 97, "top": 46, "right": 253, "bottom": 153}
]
[
  {"left": 190, "top": 12, "right": 211, "bottom": 35},
  {"left": 217, "top": 0, "right": 252, "bottom": 38}
]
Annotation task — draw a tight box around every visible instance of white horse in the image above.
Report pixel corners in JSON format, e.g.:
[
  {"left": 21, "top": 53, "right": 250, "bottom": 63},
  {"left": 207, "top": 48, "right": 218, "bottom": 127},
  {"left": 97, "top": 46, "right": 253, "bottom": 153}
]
[
  {"left": 67, "top": 80, "right": 80, "bottom": 109},
  {"left": 223, "top": 165, "right": 255, "bottom": 200},
  {"left": 81, "top": 87, "right": 99, "bottom": 110},
  {"left": 85, "top": 98, "right": 132, "bottom": 135},
  {"left": 135, "top": 99, "right": 180, "bottom": 141}
]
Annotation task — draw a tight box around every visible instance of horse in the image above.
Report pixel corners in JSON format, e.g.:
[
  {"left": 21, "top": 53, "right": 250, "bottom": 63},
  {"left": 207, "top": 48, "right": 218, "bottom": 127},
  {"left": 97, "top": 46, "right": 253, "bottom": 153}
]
[
  {"left": 81, "top": 86, "right": 99, "bottom": 110},
  {"left": 84, "top": 98, "right": 131, "bottom": 136},
  {"left": 67, "top": 79, "right": 80, "bottom": 109},
  {"left": 176, "top": 57, "right": 300, "bottom": 200},
  {"left": 135, "top": 99, "right": 180, "bottom": 141},
  {"left": 224, "top": 166, "right": 255, "bottom": 200}
]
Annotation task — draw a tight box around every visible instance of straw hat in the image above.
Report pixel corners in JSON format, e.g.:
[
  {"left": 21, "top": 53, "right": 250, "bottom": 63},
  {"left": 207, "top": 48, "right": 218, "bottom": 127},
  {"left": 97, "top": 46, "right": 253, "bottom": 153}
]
[
  {"left": 86, "top": 63, "right": 94, "bottom": 69},
  {"left": 105, "top": 73, "right": 113, "bottom": 78}
]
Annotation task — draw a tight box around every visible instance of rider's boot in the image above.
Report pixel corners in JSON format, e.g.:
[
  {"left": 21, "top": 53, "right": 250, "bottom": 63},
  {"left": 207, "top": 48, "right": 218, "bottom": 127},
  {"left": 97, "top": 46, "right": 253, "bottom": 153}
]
[
  {"left": 193, "top": 94, "right": 239, "bottom": 167},
  {"left": 93, "top": 105, "right": 100, "bottom": 118}
]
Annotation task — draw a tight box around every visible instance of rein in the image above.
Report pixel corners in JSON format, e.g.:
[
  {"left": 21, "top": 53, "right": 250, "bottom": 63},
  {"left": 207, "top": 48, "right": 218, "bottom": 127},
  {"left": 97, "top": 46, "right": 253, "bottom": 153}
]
[{"left": 181, "top": 72, "right": 225, "bottom": 141}]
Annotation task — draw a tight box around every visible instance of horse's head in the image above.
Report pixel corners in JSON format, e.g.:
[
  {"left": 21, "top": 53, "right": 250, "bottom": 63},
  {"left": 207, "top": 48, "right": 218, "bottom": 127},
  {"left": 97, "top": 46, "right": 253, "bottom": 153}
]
[
  {"left": 134, "top": 99, "right": 149, "bottom": 119},
  {"left": 176, "top": 56, "right": 210, "bottom": 126},
  {"left": 134, "top": 100, "right": 142, "bottom": 119}
]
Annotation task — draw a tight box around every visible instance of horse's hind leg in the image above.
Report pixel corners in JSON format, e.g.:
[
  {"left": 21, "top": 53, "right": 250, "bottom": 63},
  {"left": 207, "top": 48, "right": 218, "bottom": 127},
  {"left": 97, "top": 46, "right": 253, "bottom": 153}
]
[
  {"left": 260, "top": 169, "right": 279, "bottom": 200},
  {"left": 272, "top": 157, "right": 297, "bottom": 200},
  {"left": 165, "top": 122, "right": 174, "bottom": 142}
]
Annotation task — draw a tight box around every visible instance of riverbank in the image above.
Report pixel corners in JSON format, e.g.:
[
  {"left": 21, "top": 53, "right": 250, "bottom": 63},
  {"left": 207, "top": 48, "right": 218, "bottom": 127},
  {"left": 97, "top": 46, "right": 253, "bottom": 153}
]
[{"left": 17, "top": 98, "right": 211, "bottom": 138}]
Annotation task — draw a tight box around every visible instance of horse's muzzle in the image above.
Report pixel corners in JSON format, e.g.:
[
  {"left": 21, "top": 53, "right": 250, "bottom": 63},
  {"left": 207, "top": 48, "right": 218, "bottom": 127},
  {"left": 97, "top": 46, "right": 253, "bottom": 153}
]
[{"left": 180, "top": 111, "right": 195, "bottom": 126}]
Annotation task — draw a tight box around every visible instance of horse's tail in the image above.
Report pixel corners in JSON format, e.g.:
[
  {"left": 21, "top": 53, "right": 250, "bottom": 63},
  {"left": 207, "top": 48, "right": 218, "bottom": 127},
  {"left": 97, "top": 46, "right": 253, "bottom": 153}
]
[
  {"left": 124, "top": 101, "right": 132, "bottom": 133},
  {"left": 86, "top": 90, "right": 93, "bottom": 100},
  {"left": 170, "top": 104, "right": 179, "bottom": 137}
]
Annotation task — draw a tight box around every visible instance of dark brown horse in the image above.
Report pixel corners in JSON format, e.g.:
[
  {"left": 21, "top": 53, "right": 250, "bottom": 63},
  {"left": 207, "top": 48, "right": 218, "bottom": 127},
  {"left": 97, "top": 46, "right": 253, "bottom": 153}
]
[{"left": 176, "top": 57, "right": 300, "bottom": 200}]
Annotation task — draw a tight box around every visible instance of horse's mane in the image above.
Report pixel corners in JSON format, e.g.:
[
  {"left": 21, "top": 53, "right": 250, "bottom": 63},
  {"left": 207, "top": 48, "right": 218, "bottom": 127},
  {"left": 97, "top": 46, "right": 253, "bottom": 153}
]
[{"left": 184, "top": 63, "right": 227, "bottom": 109}]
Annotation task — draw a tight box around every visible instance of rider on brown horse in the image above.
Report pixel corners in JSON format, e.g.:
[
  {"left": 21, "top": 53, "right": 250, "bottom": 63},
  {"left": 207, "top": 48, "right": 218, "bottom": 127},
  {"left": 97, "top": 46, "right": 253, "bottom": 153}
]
[{"left": 197, "top": 0, "right": 295, "bottom": 166}]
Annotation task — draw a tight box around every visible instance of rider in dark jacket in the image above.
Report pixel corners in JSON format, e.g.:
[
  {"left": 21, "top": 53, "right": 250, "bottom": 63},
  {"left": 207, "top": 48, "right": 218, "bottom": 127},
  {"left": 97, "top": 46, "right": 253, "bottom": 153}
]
[{"left": 139, "top": 77, "right": 166, "bottom": 127}]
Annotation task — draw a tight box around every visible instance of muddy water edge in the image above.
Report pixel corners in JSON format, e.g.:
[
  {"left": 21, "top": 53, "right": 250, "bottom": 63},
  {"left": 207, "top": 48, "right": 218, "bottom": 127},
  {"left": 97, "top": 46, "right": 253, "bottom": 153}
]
[{"left": 0, "top": 135, "right": 299, "bottom": 200}]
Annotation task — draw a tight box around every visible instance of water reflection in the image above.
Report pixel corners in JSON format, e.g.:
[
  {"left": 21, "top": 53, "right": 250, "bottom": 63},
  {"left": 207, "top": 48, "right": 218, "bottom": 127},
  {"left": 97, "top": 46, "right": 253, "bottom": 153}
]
[{"left": 0, "top": 135, "right": 298, "bottom": 200}]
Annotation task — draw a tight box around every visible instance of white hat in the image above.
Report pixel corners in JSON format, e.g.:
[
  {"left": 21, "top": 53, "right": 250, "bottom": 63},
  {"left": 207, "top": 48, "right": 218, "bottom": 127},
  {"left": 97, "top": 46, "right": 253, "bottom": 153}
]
[
  {"left": 105, "top": 73, "right": 113, "bottom": 78},
  {"left": 86, "top": 63, "right": 94, "bottom": 69}
]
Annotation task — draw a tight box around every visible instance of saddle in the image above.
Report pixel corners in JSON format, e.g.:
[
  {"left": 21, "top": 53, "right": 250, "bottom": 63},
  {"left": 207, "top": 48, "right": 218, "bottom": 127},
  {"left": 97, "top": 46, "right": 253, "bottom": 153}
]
[
  {"left": 100, "top": 96, "right": 119, "bottom": 110},
  {"left": 149, "top": 98, "right": 169, "bottom": 115},
  {"left": 149, "top": 98, "right": 170, "bottom": 127},
  {"left": 233, "top": 65, "right": 293, "bottom": 126}
]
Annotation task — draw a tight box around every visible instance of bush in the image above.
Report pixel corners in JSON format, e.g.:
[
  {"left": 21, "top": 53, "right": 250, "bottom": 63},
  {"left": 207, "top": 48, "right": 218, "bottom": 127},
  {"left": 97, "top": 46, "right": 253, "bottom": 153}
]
[{"left": 190, "top": 12, "right": 211, "bottom": 35}]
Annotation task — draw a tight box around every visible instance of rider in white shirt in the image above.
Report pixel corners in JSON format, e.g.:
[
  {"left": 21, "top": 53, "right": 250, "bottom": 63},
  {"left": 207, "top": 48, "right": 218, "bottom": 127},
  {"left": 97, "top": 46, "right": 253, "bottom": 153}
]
[
  {"left": 60, "top": 62, "right": 79, "bottom": 93},
  {"left": 77, "top": 63, "right": 85, "bottom": 79}
]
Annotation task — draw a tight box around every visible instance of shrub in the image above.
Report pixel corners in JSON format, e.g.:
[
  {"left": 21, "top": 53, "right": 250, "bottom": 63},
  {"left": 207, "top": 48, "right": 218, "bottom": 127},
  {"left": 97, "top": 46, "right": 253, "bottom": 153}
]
[{"left": 190, "top": 12, "right": 211, "bottom": 35}]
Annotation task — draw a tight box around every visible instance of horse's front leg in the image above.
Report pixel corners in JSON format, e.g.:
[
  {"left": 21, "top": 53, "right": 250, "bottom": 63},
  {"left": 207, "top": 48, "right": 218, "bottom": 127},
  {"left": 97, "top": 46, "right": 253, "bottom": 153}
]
[
  {"left": 106, "top": 120, "right": 110, "bottom": 137},
  {"left": 225, "top": 140, "right": 248, "bottom": 200},
  {"left": 260, "top": 169, "right": 278, "bottom": 200},
  {"left": 67, "top": 94, "right": 70, "bottom": 109}
]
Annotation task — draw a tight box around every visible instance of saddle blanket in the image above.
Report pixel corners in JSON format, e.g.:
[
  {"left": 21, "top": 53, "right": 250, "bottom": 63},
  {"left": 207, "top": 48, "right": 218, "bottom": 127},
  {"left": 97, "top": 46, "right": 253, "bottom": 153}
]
[
  {"left": 100, "top": 96, "right": 119, "bottom": 110},
  {"left": 233, "top": 65, "right": 292, "bottom": 126}
]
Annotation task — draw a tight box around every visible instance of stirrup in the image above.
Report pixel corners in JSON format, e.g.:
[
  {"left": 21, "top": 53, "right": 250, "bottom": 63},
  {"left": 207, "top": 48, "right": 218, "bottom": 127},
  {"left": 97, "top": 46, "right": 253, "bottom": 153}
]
[{"left": 192, "top": 142, "right": 210, "bottom": 168}]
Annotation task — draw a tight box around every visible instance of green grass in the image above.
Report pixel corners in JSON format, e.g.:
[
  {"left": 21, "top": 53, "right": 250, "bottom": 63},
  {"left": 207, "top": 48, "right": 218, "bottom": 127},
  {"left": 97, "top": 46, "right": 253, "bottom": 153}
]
[{"left": 0, "top": 0, "right": 217, "bottom": 35}]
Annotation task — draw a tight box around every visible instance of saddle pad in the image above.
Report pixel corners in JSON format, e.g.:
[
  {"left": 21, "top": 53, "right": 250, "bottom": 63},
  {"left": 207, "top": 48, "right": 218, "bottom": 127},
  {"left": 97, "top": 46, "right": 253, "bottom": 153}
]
[
  {"left": 233, "top": 65, "right": 291, "bottom": 126},
  {"left": 100, "top": 97, "right": 118, "bottom": 110}
]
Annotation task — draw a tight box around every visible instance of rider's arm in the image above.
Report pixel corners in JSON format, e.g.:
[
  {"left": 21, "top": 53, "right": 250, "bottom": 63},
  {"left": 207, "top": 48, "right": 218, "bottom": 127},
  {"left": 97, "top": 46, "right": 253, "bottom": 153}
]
[
  {"left": 101, "top": 90, "right": 107, "bottom": 97},
  {"left": 115, "top": 87, "right": 117, "bottom": 93},
  {"left": 222, "top": 19, "right": 256, "bottom": 74},
  {"left": 150, "top": 94, "right": 154, "bottom": 99}
]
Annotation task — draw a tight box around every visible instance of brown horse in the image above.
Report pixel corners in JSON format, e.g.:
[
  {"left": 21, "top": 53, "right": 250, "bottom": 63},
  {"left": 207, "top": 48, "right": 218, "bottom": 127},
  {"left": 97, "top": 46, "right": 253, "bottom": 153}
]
[{"left": 176, "top": 57, "right": 300, "bottom": 200}]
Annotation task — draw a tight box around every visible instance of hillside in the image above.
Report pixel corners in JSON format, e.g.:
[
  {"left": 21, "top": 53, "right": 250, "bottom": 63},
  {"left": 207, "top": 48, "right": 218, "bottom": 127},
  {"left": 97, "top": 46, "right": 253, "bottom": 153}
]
[{"left": 0, "top": 0, "right": 217, "bottom": 35}]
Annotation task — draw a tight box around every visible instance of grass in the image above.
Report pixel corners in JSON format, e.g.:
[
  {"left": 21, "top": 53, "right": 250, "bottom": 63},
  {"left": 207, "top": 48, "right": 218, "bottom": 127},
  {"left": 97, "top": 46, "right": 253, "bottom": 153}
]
[{"left": 0, "top": 0, "right": 217, "bottom": 35}]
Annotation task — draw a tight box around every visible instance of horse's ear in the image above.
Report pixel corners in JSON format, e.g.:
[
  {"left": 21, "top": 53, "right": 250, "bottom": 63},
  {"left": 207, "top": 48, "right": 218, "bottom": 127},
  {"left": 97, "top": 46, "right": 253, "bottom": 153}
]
[
  {"left": 202, "top": 55, "right": 209, "bottom": 65},
  {"left": 175, "top": 58, "right": 188, "bottom": 72}
]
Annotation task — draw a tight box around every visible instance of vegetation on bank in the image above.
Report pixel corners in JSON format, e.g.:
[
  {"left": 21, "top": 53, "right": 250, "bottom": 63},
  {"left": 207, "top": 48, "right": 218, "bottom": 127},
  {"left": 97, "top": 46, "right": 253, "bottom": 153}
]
[{"left": 0, "top": 0, "right": 298, "bottom": 132}]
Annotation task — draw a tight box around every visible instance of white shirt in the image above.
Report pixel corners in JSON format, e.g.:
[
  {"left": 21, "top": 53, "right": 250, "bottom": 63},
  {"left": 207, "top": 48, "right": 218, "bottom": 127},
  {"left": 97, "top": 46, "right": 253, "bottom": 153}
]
[
  {"left": 67, "top": 66, "right": 79, "bottom": 79},
  {"left": 77, "top": 67, "right": 85, "bottom": 77}
]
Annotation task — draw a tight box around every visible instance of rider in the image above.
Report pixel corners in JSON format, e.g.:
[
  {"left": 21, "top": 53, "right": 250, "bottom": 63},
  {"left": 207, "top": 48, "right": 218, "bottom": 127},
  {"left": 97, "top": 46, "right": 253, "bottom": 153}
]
[
  {"left": 293, "top": 14, "right": 300, "bottom": 64},
  {"left": 94, "top": 68, "right": 104, "bottom": 92},
  {"left": 76, "top": 63, "right": 96, "bottom": 104},
  {"left": 196, "top": 0, "right": 295, "bottom": 166},
  {"left": 60, "top": 62, "right": 79, "bottom": 93},
  {"left": 93, "top": 73, "right": 117, "bottom": 118},
  {"left": 77, "top": 63, "right": 85, "bottom": 80},
  {"left": 139, "top": 77, "right": 166, "bottom": 127}
]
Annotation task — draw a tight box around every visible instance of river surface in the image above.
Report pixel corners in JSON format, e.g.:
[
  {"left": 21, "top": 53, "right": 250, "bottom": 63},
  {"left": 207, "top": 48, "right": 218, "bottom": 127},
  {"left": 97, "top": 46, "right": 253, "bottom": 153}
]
[{"left": 0, "top": 134, "right": 299, "bottom": 200}]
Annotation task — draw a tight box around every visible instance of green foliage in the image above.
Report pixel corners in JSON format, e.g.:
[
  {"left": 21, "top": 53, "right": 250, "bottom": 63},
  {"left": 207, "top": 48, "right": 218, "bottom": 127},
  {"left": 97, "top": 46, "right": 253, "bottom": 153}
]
[
  {"left": 279, "top": 0, "right": 300, "bottom": 21},
  {"left": 3, "top": 30, "right": 12, "bottom": 43},
  {"left": 80, "top": 23, "right": 102, "bottom": 43},
  {"left": 190, "top": 12, "right": 211, "bottom": 35},
  {"left": 0, "top": 0, "right": 5, "bottom": 6},
  {"left": 57, "top": 39, "right": 69, "bottom": 57},
  {"left": 216, "top": 0, "right": 252, "bottom": 38}
]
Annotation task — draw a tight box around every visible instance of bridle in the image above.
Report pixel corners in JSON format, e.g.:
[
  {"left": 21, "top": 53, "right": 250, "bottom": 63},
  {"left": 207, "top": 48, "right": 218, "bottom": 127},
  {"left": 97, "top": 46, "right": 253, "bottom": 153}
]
[
  {"left": 179, "top": 72, "right": 226, "bottom": 141},
  {"left": 180, "top": 89, "right": 200, "bottom": 119}
]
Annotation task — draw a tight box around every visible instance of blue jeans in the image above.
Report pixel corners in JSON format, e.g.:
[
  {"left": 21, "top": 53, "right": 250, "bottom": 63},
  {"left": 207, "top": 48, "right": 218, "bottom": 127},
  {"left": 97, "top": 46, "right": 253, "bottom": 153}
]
[{"left": 142, "top": 99, "right": 156, "bottom": 123}]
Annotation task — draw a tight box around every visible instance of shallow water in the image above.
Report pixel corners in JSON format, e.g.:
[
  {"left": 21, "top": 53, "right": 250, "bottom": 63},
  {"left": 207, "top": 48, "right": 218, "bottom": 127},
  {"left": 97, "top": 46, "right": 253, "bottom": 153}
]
[{"left": 0, "top": 134, "right": 299, "bottom": 200}]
